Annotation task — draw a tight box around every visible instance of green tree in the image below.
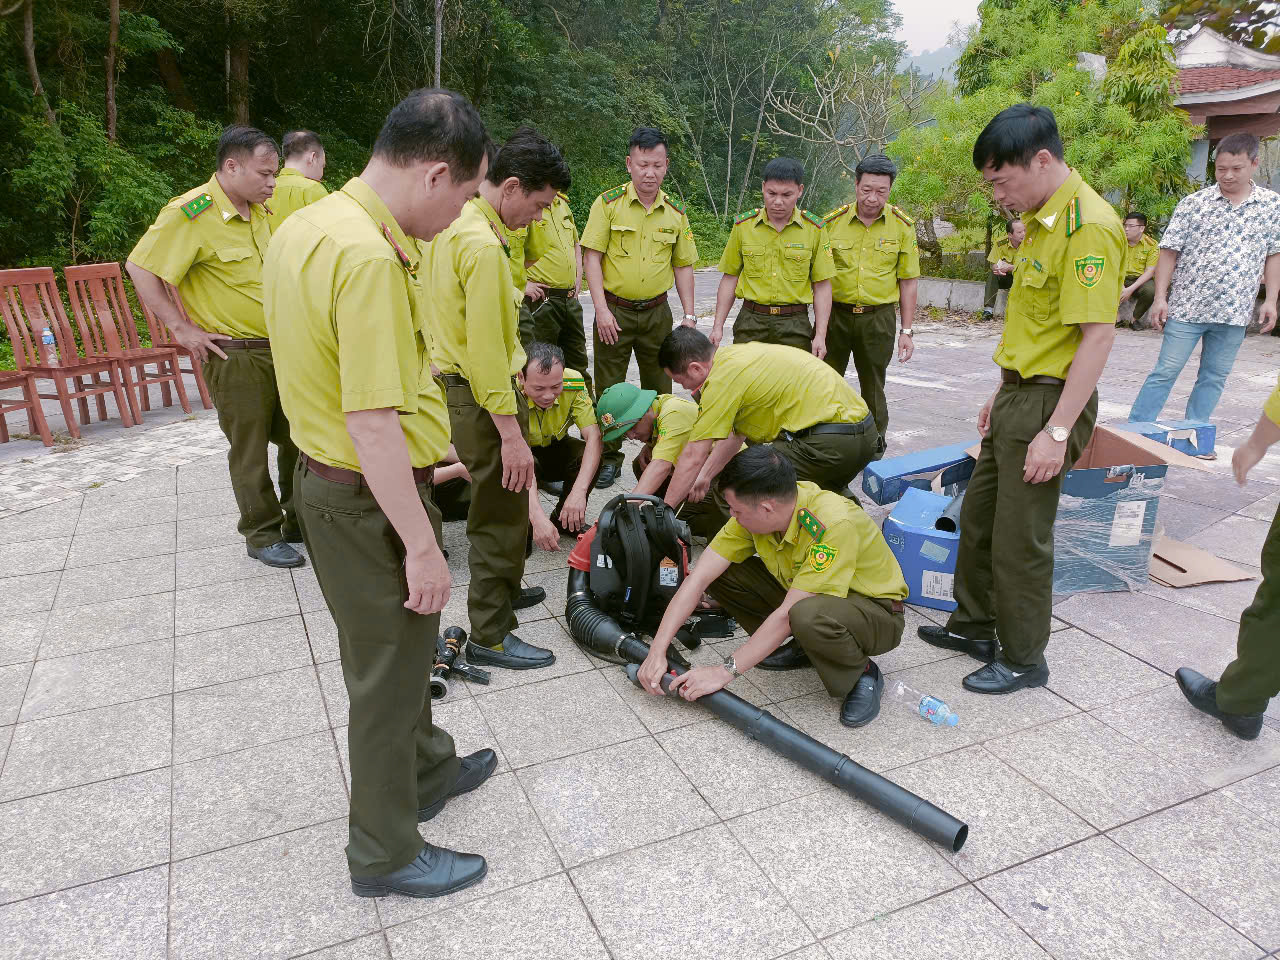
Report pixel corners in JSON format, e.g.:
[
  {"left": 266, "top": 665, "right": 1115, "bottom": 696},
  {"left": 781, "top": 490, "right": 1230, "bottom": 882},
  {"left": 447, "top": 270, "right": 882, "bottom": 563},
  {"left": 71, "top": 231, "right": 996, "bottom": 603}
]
[{"left": 1161, "top": 0, "right": 1280, "bottom": 54}]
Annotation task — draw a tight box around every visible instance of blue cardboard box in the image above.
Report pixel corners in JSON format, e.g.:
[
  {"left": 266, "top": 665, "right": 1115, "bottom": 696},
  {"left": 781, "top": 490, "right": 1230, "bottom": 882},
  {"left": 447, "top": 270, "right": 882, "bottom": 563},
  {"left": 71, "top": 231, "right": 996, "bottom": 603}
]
[
  {"left": 1116, "top": 420, "right": 1215, "bottom": 458},
  {"left": 862, "top": 441, "right": 978, "bottom": 505},
  {"left": 882, "top": 487, "right": 961, "bottom": 612}
]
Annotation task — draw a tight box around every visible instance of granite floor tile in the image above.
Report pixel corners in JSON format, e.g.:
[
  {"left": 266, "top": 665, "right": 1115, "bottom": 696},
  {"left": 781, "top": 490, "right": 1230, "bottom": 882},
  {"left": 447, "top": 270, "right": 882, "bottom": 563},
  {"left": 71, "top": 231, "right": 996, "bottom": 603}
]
[
  {"left": 1163, "top": 469, "right": 1277, "bottom": 513},
  {"left": 826, "top": 885, "right": 1052, "bottom": 960},
  {"left": 1043, "top": 629, "right": 1171, "bottom": 711},
  {"left": 64, "top": 522, "right": 176, "bottom": 569},
  {"left": 384, "top": 873, "right": 609, "bottom": 960},
  {"left": 20, "top": 640, "right": 172, "bottom": 722},
  {"left": 304, "top": 608, "right": 340, "bottom": 663},
  {"left": 727, "top": 788, "right": 965, "bottom": 938},
  {"left": 293, "top": 567, "right": 328, "bottom": 613},
  {"left": 0, "top": 696, "right": 171, "bottom": 800},
  {"left": 1240, "top": 487, "right": 1280, "bottom": 522},
  {"left": 570, "top": 823, "right": 813, "bottom": 960},
  {"left": 776, "top": 947, "right": 832, "bottom": 960},
  {"left": 53, "top": 554, "right": 174, "bottom": 609},
  {"left": 0, "top": 663, "right": 32, "bottom": 725},
  {"left": 173, "top": 665, "right": 328, "bottom": 763},
  {"left": 0, "top": 501, "right": 81, "bottom": 545},
  {"left": 175, "top": 571, "right": 300, "bottom": 635},
  {"left": 0, "top": 769, "right": 170, "bottom": 905},
  {"left": 173, "top": 730, "right": 348, "bottom": 859},
  {"left": 0, "top": 866, "right": 168, "bottom": 960},
  {"left": 39, "top": 592, "right": 175, "bottom": 659},
  {"left": 871, "top": 608, "right": 967, "bottom": 674},
  {"left": 977, "top": 836, "right": 1260, "bottom": 960},
  {"left": 523, "top": 567, "right": 568, "bottom": 617},
  {"left": 0, "top": 537, "right": 70, "bottom": 576},
  {"left": 1141, "top": 564, "right": 1263, "bottom": 623},
  {"left": 169, "top": 819, "right": 379, "bottom": 960},
  {"left": 173, "top": 615, "right": 312, "bottom": 690},
  {"left": 0, "top": 724, "right": 11, "bottom": 772},
  {"left": 176, "top": 541, "right": 280, "bottom": 590},
  {"left": 0, "top": 571, "right": 61, "bottom": 615},
  {"left": 474, "top": 670, "right": 645, "bottom": 769},
  {"left": 1188, "top": 514, "right": 1273, "bottom": 567},
  {"left": 176, "top": 485, "right": 240, "bottom": 520},
  {"left": 0, "top": 612, "right": 44, "bottom": 665},
  {"left": 431, "top": 696, "right": 505, "bottom": 771},
  {"left": 74, "top": 495, "right": 176, "bottom": 533},
  {"left": 985, "top": 713, "right": 1207, "bottom": 830},
  {"left": 1154, "top": 496, "right": 1236, "bottom": 541},
  {"left": 175, "top": 512, "right": 243, "bottom": 552},
  {"left": 81, "top": 468, "right": 175, "bottom": 503},
  {"left": 1223, "top": 764, "right": 1280, "bottom": 829},
  {"left": 295, "top": 936, "right": 389, "bottom": 960},
  {"left": 176, "top": 457, "right": 235, "bottom": 494},
  {"left": 520, "top": 738, "right": 716, "bottom": 867}
]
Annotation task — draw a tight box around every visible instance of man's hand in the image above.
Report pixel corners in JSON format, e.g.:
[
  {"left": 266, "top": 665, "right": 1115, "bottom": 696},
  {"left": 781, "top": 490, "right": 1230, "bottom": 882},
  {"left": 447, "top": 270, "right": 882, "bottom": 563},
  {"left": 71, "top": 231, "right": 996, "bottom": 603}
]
[
  {"left": 500, "top": 435, "right": 536, "bottom": 492},
  {"left": 688, "top": 473, "right": 711, "bottom": 503},
  {"left": 709, "top": 323, "right": 725, "bottom": 348},
  {"left": 404, "top": 546, "right": 451, "bottom": 615},
  {"left": 897, "top": 332, "right": 914, "bottom": 363},
  {"left": 1259, "top": 301, "right": 1277, "bottom": 335},
  {"left": 531, "top": 515, "right": 560, "bottom": 552},
  {"left": 1024, "top": 429, "right": 1067, "bottom": 484},
  {"left": 638, "top": 643, "right": 670, "bottom": 695},
  {"left": 559, "top": 491, "right": 587, "bottom": 532},
  {"left": 174, "top": 325, "right": 229, "bottom": 364},
  {"left": 1233, "top": 438, "right": 1268, "bottom": 486},
  {"left": 1149, "top": 298, "right": 1169, "bottom": 332},
  {"left": 596, "top": 307, "right": 621, "bottom": 345},
  {"left": 635, "top": 445, "right": 653, "bottom": 474},
  {"left": 525, "top": 281, "right": 548, "bottom": 303},
  {"left": 993, "top": 260, "right": 1013, "bottom": 276},
  {"left": 810, "top": 333, "right": 827, "bottom": 360},
  {"left": 667, "top": 664, "right": 732, "bottom": 701},
  {"left": 977, "top": 390, "right": 997, "bottom": 437},
  {"left": 1118, "top": 286, "right": 1133, "bottom": 303}
]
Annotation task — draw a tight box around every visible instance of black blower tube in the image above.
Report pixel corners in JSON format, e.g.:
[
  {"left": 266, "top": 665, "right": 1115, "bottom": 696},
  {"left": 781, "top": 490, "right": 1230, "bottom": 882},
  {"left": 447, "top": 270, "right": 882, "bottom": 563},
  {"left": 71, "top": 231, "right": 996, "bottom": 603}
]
[
  {"left": 935, "top": 491, "right": 965, "bottom": 533},
  {"left": 565, "top": 567, "right": 690, "bottom": 668}
]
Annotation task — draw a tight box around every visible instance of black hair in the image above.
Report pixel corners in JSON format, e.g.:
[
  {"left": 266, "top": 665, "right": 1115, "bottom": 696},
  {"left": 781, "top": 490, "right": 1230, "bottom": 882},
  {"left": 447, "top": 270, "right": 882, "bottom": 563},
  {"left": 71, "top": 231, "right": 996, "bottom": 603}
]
[
  {"left": 1216, "top": 133, "right": 1260, "bottom": 162},
  {"left": 371, "top": 87, "right": 488, "bottom": 181},
  {"left": 488, "top": 125, "right": 571, "bottom": 192},
  {"left": 717, "top": 446, "right": 797, "bottom": 502},
  {"left": 282, "top": 130, "right": 324, "bottom": 160},
  {"left": 1123, "top": 211, "right": 1147, "bottom": 226},
  {"left": 1006, "top": 218, "right": 1023, "bottom": 232},
  {"left": 855, "top": 154, "right": 897, "bottom": 184},
  {"left": 628, "top": 127, "right": 669, "bottom": 154},
  {"left": 217, "top": 125, "right": 279, "bottom": 169},
  {"left": 972, "top": 103, "right": 1064, "bottom": 171},
  {"left": 523, "top": 341, "right": 565, "bottom": 376},
  {"left": 658, "top": 326, "right": 714, "bottom": 374},
  {"left": 762, "top": 157, "right": 805, "bottom": 187}
]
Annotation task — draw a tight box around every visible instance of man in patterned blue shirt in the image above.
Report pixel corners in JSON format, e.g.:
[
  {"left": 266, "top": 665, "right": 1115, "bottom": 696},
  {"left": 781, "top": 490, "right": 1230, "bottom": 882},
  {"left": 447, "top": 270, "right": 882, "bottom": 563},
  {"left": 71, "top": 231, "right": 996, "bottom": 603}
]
[{"left": 1129, "top": 133, "right": 1280, "bottom": 440}]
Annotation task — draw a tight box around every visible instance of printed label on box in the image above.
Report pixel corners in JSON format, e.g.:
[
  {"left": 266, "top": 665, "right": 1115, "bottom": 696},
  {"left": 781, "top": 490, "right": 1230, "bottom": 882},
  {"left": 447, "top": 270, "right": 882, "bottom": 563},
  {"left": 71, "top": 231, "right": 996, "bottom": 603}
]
[
  {"left": 921, "top": 570, "right": 954, "bottom": 602},
  {"left": 595, "top": 554, "right": 613, "bottom": 568},
  {"left": 1109, "top": 501, "right": 1147, "bottom": 547},
  {"left": 919, "top": 541, "right": 951, "bottom": 564},
  {"left": 658, "top": 559, "right": 679, "bottom": 587}
]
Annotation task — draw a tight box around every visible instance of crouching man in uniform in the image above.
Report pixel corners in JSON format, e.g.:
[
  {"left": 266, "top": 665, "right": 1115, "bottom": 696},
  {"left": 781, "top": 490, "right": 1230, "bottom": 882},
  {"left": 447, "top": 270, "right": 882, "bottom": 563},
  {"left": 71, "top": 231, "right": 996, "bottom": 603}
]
[{"left": 638, "top": 445, "right": 908, "bottom": 727}]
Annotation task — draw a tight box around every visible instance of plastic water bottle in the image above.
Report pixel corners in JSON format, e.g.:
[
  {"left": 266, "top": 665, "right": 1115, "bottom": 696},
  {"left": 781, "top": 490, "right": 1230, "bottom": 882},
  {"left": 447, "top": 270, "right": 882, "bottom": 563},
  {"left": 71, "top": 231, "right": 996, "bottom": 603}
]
[
  {"left": 40, "top": 326, "right": 58, "bottom": 366},
  {"left": 886, "top": 678, "right": 959, "bottom": 726}
]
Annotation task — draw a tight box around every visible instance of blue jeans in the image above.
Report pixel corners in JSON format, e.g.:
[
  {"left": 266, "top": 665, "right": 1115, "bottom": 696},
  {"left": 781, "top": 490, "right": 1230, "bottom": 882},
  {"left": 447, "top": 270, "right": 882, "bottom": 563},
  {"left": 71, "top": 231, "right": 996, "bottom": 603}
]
[{"left": 1128, "top": 319, "right": 1247, "bottom": 423}]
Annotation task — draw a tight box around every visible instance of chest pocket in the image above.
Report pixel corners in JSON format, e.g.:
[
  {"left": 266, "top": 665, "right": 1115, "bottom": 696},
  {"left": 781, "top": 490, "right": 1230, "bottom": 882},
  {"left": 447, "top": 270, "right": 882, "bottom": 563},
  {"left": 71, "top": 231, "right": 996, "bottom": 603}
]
[
  {"left": 1015, "top": 262, "right": 1052, "bottom": 320},
  {"left": 783, "top": 247, "right": 810, "bottom": 281},
  {"left": 741, "top": 247, "right": 768, "bottom": 278},
  {"left": 609, "top": 224, "right": 636, "bottom": 258},
  {"left": 830, "top": 239, "right": 855, "bottom": 270},
  {"left": 652, "top": 228, "right": 678, "bottom": 252},
  {"left": 874, "top": 239, "right": 899, "bottom": 273},
  {"left": 213, "top": 246, "right": 256, "bottom": 279}
]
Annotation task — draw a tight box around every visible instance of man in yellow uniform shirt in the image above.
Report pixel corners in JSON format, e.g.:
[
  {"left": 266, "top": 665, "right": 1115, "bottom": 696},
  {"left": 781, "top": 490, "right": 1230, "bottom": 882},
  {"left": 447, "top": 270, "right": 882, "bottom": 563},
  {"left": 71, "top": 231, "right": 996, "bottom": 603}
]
[
  {"left": 918, "top": 104, "right": 1123, "bottom": 695},
  {"left": 521, "top": 191, "right": 589, "bottom": 394},
  {"left": 128, "top": 125, "right": 303, "bottom": 569},
  {"left": 263, "top": 88, "right": 496, "bottom": 900},
  {"left": 430, "top": 127, "right": 570, "bottom": 670},
  {"left": 824, "top": 154, "right": 921, "bottom": 456},
  {"left": 1177, "top": 373, "right": 1280, "bottom": 740},
  {"left": 710, "top": 157, "right": 835, "bottom": 352},
  {"left": 581, "top": 127, "right": 699, "bottom": 488},
  {"left": 638, "top": 445, "right": 907, "bottom": 727},
  {"left": 521, "top": 342, "right": 602, "bottom": 549},
  {"left": 983, "top": 218, "right": 1026, "bottom": 319},
  {"left": 269, "top": 129, "right": 328, "bottom": 229},
  {"left": 1119, "top": 211, "right": 1159, "bottom": 327}
]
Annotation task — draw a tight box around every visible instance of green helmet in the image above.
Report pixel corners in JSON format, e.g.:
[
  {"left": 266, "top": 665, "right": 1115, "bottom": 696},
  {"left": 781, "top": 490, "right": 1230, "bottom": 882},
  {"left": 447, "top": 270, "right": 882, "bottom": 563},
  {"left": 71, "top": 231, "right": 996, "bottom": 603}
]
[{"left": 596, "top": 382, "right": 658, "bottom": 443}]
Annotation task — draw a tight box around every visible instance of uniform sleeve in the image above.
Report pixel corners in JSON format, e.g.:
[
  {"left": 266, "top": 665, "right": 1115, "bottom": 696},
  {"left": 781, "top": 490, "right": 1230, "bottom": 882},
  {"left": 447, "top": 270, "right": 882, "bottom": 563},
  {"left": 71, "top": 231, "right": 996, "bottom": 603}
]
[
  {"left": 333, "top": 258, "right": 418, "bottom": 414},
  {"left": 460, "top": 245, "right": 521, "bottom": 414},
  {"left": 688, "top": 382, "right": 739, "bottom": 443},
  {"left": 673, "top": 211, "right": 698, "bottom": 267},
  {"left": 987, "top": 243, "right": 1003, "bottom": 264},
  {"left": 1264, "top": 376, "right": 1280, "bottom": 427},
  {"left": 790, "top": 520, "right": 859, "bottom": 598},
  {"left": 810, "top": 225, "right": 836, "bottom": 283},
  {"left": 579, "top": 197, "right": 610, "bottom": 253},
  {"left": 717, "top": 223, "right": 744, "bottom": 276},
  {"left": 897, "top": 220, "right": 921, "bottom": 280},
  {"left": 524, "top": 219, "right": 550, "bottom": 263},
  {"left": 1059, "top": 222, "right": 1125, "bottom": 327},
  {"left": 708, "top": 518, "right": 757, "bottom": 564},
  {"left": 569, "top": 388, "right": 596, "bottom": 432},
  {"left": 305, "top": 180, "right": 329, "bottom": 203},
  {"left": 650, "top": 404, "right": 695, "bottom": 464},
  {"left": 128, "top": 204, "right": 202, "bottom": 286},
  {"left": 1158, "top": 197, "right": 1193, "bottom": 252}
]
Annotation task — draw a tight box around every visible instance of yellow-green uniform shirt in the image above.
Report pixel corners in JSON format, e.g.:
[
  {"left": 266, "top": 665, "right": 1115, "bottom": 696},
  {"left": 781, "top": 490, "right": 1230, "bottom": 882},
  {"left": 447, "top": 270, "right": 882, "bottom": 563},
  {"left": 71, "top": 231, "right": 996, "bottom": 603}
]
[
  {"left": 507, "top": 226, "right": 528, "bottom": 297},
  {"left": 429, "top": 195, "right": 527, "bottom": 415},
  {"left": 1123, "top": 234, "right": 1160, "bottom": 280},
  {"left": 580, "top": 183, "right": 698, "bottom": 301},
  {"left": 690, "top": 342, "right": 869, "bottom": 444},
  {"left": 987, "top": 237, "right": 1021, "bottom": 265},
  {"left": 649, "top": 394, "right": 699, "bottom": 464},
  {"left": 717, "top": 207, "right": 836, "bottom": 305},
  {"left": 128, "top": 175, "right": 272, "bottom": 338},
  {"left": 526, "top": 193, "right": 579, "bottom": 289},
  {"left": 711, "top": 481, "right": 909, "bottom": 601},
  {"left": 996, "top": 170, "right": 1125, "bottom": 380},
  {"left": 268, "top": 167, "right": 328, "bottom": 231},
  {"left": 1264, "top": 375, "right": 1280, "bottom": 427},
  {"left": 526, "top": 369, "right": 595, "bottom": 447},
  {"left": 824, "top": 203, "right": 920, "bottom": 305},
  {"left": 262, "top": 177, "right": 449, "bottom": 470}
]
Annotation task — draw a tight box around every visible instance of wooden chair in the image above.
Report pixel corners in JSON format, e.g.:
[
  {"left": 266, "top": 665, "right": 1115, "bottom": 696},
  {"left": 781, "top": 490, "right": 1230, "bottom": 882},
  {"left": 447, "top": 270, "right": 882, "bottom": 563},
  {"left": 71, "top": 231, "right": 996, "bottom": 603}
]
[
  {"left": 0, "top": 369, "right": 54, "bottom": 446},
  {"left": 138, "top": 281, "right": 213, "bottom": 410},
  {"left": 64, "top": 262, "right": 192, "bottom": 423},
  {"left": 0, "top": 267, "right": 135, "bottom": 438}
]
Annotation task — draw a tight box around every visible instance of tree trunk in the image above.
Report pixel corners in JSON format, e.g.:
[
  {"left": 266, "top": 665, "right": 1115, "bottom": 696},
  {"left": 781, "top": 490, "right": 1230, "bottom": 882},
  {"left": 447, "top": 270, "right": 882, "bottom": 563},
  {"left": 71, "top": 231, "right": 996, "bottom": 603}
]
[
  {"left": 917, "top": 216, "right": 943, "bottom": 268},
  {"left": 21, "top": 0, "right": 57, "bottom": 126},
  {"left": 155, "top": 48, "right": 196, "bottom": 112},
  {"left": 228, "top": 35, "right": 250, "bottom": 123},
  {"left": 734, "top": 69, "right": 771, "bottom": 216},
  {"left": 105, "top": 0, "right": 119, "bottom": 140},
  {"left": 434, "top": 0, "right": 443, "bottom": 86}
]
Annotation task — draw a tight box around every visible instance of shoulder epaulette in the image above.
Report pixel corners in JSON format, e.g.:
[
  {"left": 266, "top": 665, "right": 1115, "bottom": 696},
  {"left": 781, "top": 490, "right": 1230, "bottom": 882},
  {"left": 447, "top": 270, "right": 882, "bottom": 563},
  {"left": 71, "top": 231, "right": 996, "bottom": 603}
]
[
  {"left": 734, "top": 208, "right": 760, "bottom": 225},
  {"left": 798, "top": 508, "right": 826, "bottom": 541},
  {"left": 802, "top": 209, "right": 825, "bottom": 229},
  {"left": 601, "top": 183, "right": 628, "bottom": 205},
  {"left": 487, "top": 219, "right": 509, "bottom": 252},
  {"left": 1065, "top": 196, "right": 1082, "bottom": 237},
  {"left": 557, "top": 192, "right": 569, "bottom": 203},
  {"left": 891, "top": 205, "right": 914, "bottom": 227},
  {"left": 823, "top": 203, "right": 850, "bottom": 224},
  {"left": 562, "top": 375, "right": 586, "bottom": 391},
  {"left": 665, "top": 193, "right": 688, "bottom": 215},
  {"left": 180, "top": 193, "right": 213, "bottom": 221}
]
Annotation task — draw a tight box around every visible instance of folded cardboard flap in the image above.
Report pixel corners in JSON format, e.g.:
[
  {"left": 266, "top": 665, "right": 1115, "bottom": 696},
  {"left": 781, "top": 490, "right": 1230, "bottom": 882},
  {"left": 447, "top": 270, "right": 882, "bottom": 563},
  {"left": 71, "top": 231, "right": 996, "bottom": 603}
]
[
  {"left": 967, "top": 425, "right": 1214, "bottom": 474},
  {"left": 1149, "top": 535, "right": 1256, "bottom": 588}
]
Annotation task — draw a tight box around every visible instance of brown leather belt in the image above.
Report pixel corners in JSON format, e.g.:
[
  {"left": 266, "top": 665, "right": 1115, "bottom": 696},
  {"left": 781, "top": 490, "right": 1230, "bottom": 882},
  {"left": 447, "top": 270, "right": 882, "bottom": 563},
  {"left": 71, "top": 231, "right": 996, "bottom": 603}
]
[
  {"left": 784, "top": 413, "right": 874, "bottom": 441},
  {"left": 604, "top": 290, "right": 668, "bottom": 311},
  {"left": 741, "top": 299, "right": 808, "bottom": 317},
  {"left": 542, "top": 287, "right": 575, "bottom": 299},
  {"left": 300, "top": 452, "right": 434, "bottom": 487},
  {"left": 1001, "top": 368, "right": 1065, "bottom": 387},
  {"left": 833, "top": 302, "right": 879, "bottom": 314},
  {"left": 212, "top": 337, "right": 272, "bottom": 350}
]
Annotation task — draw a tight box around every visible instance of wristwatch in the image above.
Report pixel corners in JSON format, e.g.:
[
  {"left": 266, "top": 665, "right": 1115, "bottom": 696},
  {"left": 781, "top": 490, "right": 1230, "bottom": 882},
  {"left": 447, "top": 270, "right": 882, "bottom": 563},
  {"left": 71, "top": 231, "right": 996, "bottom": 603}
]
[
  {"left": 684, "top": 313, "right": 697, "bottom": 323},
  {"left": 1043, "top": 425, "right": 1069, "bottom": 442},
  {"left": 900, "top": 328, "right": 913, "bottom": 337},
  {"left": 722, "top": 654, "right": 741, "bottom": 679}
]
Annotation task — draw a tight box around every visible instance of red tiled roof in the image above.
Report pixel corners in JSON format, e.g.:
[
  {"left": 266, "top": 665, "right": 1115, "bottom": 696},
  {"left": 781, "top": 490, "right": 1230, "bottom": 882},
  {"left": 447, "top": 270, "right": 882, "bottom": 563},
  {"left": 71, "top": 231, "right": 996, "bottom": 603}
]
[{"left": 1177, "top": 66, "right": 1280, "bottom": 94}]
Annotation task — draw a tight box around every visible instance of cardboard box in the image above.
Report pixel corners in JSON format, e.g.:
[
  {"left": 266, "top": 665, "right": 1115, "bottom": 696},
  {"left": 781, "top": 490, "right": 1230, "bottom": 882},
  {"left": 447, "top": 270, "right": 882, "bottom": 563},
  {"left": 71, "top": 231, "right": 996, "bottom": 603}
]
[
  {"left": 1150, "top": 535, "right": 1256, "bottom": 588},
  {"left": 882, "top": 487, "right": 962, "bottom": 611},
  {"left": 1116, "top": 420, "right": 1216, "bottom": 458},
  {"left": 861, "top": 441, "right": 978, "bottom": 505}
]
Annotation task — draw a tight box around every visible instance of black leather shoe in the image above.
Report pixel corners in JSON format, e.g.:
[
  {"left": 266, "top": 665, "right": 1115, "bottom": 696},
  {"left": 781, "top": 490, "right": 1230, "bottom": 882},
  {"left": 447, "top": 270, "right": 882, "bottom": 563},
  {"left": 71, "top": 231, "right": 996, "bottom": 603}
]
[
  {"left": 840, "top": 660, "right": 884, "bottom": 727},
  {"left": 512, "top": 585, "right": 546, "bottom": 610},
  {"left": 758, "top": 640, "right": 812, "bottom": 671},
  {"left": 1175, "top": 668, "right": 1264, "bottom": 741},
  {"left": 247, "top": 541, "right": 305, "bottom": 568},
  {"left": 962, "top": 660, "right": 1048, "bottom": 695},
  {"left": 418, "top": 748, "right": 499, "bottom": 821},
  {"left": 467, "top": 633, "right": 555, "bottom": 670},
  {"left": 918, "top": 624, "right": 996, "bottom": 663},
  {"left": 594, "top": 462, "right": 620, "bottom": 489},
  {"left": 350, "top": 843, "right": 487, "bottom": 899}
]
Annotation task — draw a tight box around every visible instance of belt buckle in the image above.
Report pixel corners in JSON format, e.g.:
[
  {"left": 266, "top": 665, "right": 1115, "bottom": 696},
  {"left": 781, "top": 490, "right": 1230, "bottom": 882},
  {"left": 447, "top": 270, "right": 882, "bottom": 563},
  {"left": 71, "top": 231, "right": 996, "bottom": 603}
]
[{"left": 769, "top": 306, "right": 780, "bottom": 315}]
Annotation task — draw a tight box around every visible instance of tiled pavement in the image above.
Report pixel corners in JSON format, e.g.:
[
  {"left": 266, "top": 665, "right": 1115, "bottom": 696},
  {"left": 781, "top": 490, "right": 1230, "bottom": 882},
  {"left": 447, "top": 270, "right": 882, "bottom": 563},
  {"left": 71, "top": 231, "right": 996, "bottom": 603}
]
[{"left": 2, "top": 282, "right": 1280, "bottom": 958}]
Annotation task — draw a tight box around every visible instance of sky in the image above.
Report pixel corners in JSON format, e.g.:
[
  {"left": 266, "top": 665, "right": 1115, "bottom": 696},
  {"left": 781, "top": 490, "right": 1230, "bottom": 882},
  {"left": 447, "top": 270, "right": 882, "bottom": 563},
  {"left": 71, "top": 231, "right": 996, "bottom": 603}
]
[{"left": 893, "top": 0, "right": 982, "bottom": 55}]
